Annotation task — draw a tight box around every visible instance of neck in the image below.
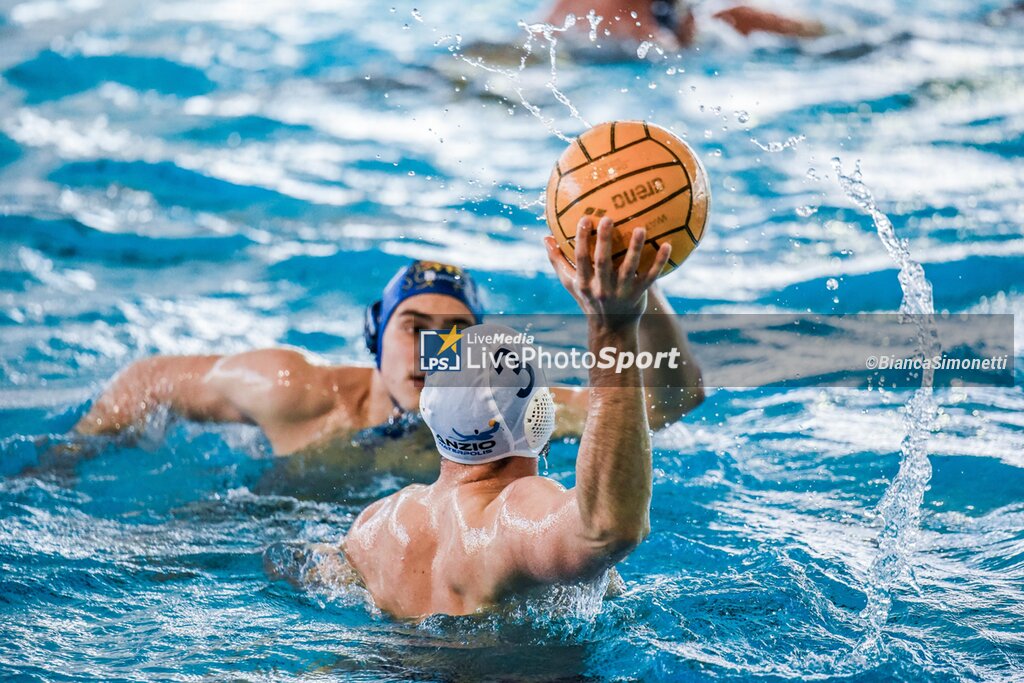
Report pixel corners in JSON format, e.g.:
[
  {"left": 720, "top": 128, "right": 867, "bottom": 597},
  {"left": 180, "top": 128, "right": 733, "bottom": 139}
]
[
  {"left": 365, "top": 368, "right": 402, "bottom": 425},
  {"left": 435, "top": 456, "right": 539, "bottom": 490}
]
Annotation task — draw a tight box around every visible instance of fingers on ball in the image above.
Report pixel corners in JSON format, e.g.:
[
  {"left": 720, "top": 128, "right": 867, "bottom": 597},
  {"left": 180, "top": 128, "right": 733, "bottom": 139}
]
[
  {"left": 574, "top": 221, "right": 595, "bottom": 282},
  {"left": 645, "top": 243, "right": 672, "bottom": 285},
  {"left": 619, "top": 227, "right": 646, "bottom": 279}
]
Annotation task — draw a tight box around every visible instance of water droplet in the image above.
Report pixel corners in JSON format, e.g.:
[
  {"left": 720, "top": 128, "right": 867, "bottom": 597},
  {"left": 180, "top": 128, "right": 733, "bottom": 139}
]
[
  {"left": 411, "top": 8, "right": 423, "bottom": 21},
  {"left": 796, "top": 205, "right": 819, "bottom": 218},
  {"left": 735, "top": 110, "right": 750, "bottom": 124},
  {"left": 636, "top": 41, "right": 652, "bottom": 59},
  {"left": 826, "top": 278, "right": 839, "bottom": 291}
]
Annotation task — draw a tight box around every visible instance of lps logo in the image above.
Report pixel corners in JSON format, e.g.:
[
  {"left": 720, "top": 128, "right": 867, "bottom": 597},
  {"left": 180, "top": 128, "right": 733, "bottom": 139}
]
[{"left": 419, "top": 324, "right": 463, "bottom": 372}]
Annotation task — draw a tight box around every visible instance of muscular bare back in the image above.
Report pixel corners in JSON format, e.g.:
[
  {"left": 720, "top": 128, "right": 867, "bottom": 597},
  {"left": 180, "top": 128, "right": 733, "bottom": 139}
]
[{"left": 343, "top": 460, "right": 589, "bottom": 618}]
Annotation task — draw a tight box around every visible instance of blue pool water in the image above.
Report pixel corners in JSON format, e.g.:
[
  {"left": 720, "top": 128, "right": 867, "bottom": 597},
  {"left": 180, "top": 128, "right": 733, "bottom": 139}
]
[{"left": 2, "top": 0, "right": 1024, "bottom": 680}]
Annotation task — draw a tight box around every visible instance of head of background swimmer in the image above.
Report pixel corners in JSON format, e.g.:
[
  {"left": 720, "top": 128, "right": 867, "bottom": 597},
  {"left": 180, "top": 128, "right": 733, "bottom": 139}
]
[
  {"left": 364, "top": 260, "right": 484, "bottom": 411},
  {"left": 419, "top": 323, "right": 557, "bottom": 466},
  {"left": 651, "top": 0, "right": 697, "bottom": 45}
]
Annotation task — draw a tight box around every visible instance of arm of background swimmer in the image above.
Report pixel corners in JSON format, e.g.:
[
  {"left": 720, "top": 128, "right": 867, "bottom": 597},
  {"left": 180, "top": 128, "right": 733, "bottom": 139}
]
[
  {"left": 201, "top": 349, "right": 337, "bottom": 431},
  {"left": 74, "top": 355, "right": 247, "bottom": 437},
  {"left": 638, "top": 284, "right": 704, "bottom": 428},
  {"left": 74, "top": 349, "right": 336, "bottom": 445},
  {"left": 550, "top": 285, "right": 704, "bottom": 435},
  {"left": 713, "top": 5, "right": 826, "bottom": 38}
]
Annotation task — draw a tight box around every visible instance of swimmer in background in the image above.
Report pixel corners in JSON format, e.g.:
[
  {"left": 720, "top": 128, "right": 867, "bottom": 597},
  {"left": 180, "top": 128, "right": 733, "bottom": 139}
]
[
  {"left": 68, "top": 227, "right": 703, "bottom": 471},
  {"left": 449, "top": 0, "right": 825, "bottom": 77},
  {"left": 308, "top": 220, "right": 667, "bottom": 618},
  {"left": 545, "top": 0, "right": 825, "bottom": 51},
  {"left": 986, "top": 1, "right": 1024, "bottom": 26}
]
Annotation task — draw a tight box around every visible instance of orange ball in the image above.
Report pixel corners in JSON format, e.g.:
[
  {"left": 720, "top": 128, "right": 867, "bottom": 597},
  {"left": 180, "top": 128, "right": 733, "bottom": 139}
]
[{"left": 545, "top": 121, "right": 710, "bottom": 278}]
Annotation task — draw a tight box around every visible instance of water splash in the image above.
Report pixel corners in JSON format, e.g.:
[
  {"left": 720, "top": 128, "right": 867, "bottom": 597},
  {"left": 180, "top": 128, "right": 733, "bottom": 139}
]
[
  {"left": 584, "top": 9, "right": 602, "bottom": 42},
  {"left": 517, "top": 189, "right": 546, "bottom": 211},
  {"left": 833, "top": 159, "right": 941, "bottom": 657},
  {"left": 750, "top": 135, "right": 806, "bottom": 153},
  {"left": 438, "top": 15, "right": 591, "bottom": 142}
]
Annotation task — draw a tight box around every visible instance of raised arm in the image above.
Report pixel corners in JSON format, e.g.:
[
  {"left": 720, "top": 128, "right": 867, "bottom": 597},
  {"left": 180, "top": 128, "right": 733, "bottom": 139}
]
[{"left": 493, "top": 217, "right": 664, "bottom": 583}]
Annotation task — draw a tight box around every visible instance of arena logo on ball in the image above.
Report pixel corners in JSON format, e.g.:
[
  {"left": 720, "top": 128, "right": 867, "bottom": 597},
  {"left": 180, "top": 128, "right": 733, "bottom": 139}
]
[{"left": 419, "top": 324, "right": 463, "bottom": 372}]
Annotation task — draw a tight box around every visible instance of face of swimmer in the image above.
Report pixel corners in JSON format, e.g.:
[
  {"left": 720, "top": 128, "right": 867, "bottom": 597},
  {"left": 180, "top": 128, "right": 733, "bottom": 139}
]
[{"left": 378, "top": 293, "right": 476, "bottom": 412}]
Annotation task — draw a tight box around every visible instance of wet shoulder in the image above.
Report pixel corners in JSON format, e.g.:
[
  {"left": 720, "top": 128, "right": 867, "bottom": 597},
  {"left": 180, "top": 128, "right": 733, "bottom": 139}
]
[
  {"left": 498, "top": 476, "right": 568, "bottom": 507},
  {"left": 208, "top": 348, "right": 351, "bottom": 422},
  {"left": 349, "top": 484, "right": 431, "bottom": 546}
]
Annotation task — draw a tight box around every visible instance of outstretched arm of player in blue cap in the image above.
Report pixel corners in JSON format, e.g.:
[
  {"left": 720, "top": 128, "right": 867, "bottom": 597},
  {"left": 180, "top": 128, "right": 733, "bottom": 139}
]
[{"left": 73, "top": 348, "right": 348, "bottom": 455}]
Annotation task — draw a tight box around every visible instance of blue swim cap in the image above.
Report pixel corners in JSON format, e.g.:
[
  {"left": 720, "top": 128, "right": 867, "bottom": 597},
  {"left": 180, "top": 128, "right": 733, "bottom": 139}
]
[{"left": 363, "top": 260, "right": 483, "bottom": 368}]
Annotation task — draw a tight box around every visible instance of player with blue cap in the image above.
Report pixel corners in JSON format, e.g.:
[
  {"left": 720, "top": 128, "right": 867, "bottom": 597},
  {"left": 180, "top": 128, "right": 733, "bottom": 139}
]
[
  {"left": 363, "top": 260, "right": 484, "bottom": 368},
  {"left": 74, "top": 259, "right": 486, "bottom": 457},
  {"left": 71, "top": 220, "right": 703, "bottom": 472}
]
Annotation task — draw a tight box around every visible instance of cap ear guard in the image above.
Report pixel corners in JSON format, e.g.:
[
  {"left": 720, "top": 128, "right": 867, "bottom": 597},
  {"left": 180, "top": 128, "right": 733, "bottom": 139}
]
[
  {"left": 364, "top": 300, "right": 383, "bottom": 357},
  {"left": 524, "top": 388, "right": 556, "bottom": 452}
]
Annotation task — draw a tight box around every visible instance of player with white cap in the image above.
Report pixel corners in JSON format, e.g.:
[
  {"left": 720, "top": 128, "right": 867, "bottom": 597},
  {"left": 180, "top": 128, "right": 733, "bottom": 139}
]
[
  {"left": 419, "top": 323, "right": 557, "bottom": 466},
  {"left": 341, "top": 220, "right": 668, "bottom": 618}
]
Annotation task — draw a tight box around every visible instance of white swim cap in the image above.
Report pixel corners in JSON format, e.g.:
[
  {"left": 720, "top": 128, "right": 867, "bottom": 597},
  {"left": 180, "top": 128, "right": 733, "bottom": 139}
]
[{"left": 419, "top": 323, "right": 556, "bottom": 465}]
